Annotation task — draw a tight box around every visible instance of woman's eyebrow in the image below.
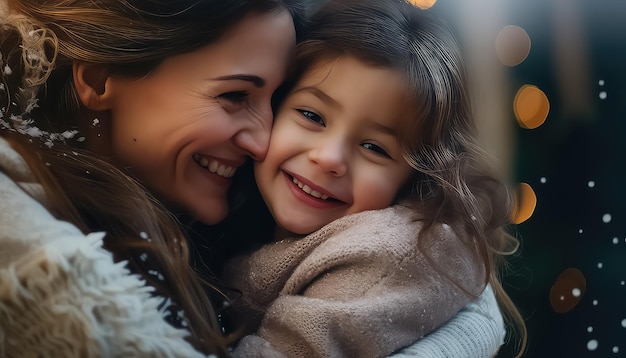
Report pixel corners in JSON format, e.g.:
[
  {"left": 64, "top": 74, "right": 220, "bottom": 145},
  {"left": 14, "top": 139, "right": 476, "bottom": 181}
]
[{"left": 213, "top": 74, "right": 265, "bottom": 88}]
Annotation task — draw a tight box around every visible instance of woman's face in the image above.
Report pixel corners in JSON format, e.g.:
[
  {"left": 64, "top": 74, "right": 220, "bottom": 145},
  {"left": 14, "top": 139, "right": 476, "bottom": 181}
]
[{"left": 100, "top": 11, "right": 296, "bottom": 224}]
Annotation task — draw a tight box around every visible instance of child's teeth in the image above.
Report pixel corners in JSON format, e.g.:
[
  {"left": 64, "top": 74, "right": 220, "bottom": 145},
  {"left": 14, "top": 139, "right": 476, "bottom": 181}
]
[
  {"left": 292, "top": 177, "right": 329, "bottom": 200},
  {"left": 310, "top": 190, "right": 323, "bottom": 198}
]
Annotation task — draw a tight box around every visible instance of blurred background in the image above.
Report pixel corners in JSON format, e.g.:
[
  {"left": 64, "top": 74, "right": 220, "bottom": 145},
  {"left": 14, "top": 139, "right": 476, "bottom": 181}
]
[{"left": 426, "top": 0, "right": 626, "bottom": 356}]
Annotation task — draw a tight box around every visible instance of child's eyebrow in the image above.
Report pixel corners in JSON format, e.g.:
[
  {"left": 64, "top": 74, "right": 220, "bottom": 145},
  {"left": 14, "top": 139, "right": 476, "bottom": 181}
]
[
  {"left": 369, "top": 121, "right": 398, "bottom": 137},
  {"left": 291, "top": 86, "right": 339, "bottom": 108}
]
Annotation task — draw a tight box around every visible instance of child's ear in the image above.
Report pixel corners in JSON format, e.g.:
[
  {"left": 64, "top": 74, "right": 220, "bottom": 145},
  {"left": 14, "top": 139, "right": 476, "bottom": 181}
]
[{"left": 72, "top": 62, "right": 113, "bottom": 110}]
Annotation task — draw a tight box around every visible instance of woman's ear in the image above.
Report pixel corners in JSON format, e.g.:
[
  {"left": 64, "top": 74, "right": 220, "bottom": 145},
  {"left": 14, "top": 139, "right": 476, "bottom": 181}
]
[{"left": 73, "top": 62, "right": 113, "bottom": 110}]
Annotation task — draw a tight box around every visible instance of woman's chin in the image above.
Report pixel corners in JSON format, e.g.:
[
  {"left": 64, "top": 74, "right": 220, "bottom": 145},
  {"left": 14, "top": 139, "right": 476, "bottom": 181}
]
[{"left": 192, "top": 202, "right": 228, "bottom": 225}]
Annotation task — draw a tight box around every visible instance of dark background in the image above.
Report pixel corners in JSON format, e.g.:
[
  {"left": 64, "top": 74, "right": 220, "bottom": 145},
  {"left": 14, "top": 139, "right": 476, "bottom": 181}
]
[{"left": 430, "top": 0, "right": 626, "bottom": 356}]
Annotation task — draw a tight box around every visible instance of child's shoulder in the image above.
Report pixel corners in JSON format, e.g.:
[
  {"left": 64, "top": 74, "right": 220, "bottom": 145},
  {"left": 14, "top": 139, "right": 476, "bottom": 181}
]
[
  {"left": 317, "top": 205, "right": 424, "bottom": 253},
  {"left": 319, "top": 205, "right": 472, "bottom": 262},
  {"left": 332, "top": 204, "right": 420, "bottom": 229}
]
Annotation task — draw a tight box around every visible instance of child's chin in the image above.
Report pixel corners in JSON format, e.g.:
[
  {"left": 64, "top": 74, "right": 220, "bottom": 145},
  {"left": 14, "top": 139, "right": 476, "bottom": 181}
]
[{"left": 283, "top": 222, "right": 325, "bottom": 236}]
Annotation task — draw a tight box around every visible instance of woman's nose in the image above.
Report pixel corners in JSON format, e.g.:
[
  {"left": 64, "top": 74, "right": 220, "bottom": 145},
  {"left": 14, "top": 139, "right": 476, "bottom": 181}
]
[{"left": 233, "top": 117, "right": 271, "bottom": 161}]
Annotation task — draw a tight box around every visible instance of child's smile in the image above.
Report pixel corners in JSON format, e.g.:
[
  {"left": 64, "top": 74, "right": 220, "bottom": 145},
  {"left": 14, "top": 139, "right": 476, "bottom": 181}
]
[
  {"left": 284, "top": 171, "right": 345, "bottom": 208},
  {"left": 255, "top": 55, "right": 414, "bottom": 235}
]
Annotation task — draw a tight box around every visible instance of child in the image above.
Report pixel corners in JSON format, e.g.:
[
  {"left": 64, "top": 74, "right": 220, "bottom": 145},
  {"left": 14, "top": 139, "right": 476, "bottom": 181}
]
[{"left": 223, "top": 0, "right": 526, "bottom": 356}]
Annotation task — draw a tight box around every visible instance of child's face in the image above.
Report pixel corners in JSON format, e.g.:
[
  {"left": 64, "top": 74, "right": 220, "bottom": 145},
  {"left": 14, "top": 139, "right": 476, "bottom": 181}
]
[{"left": 255, "top": 56, "right": 414, "bottom": 235}]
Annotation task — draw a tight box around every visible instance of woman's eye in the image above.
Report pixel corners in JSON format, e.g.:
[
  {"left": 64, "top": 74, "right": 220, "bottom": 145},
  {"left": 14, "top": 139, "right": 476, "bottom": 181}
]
[
  {"left": 362, "top": 143, "right": 391, "bottom": 158},
  {"left": 219, "top": 91, "right": 248, "bottom": 103},
  {"left": 297, "top": 109, "right": 325, "bottom": 126}
]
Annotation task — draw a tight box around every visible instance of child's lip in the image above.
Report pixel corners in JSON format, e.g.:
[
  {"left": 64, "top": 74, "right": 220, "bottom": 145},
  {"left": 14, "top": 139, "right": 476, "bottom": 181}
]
[{"left": 284, "top": 171, "right": 345, "bottom": 203}]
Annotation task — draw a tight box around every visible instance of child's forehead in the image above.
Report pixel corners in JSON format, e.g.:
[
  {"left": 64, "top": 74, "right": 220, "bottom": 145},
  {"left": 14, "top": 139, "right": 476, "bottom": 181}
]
[
  {"left": 298, "top": 55, "right": 408, "bottom": 88},
  {"left": 299, "top": 56, "right": 343, "bottom": 83}
]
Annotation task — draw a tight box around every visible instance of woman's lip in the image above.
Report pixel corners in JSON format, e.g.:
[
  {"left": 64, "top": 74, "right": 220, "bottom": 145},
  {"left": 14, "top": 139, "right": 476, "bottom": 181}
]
[
  {"left": 192, "top": 157, "right": 232, "bottom": 187},
  {"left": 192, "top": 154, "right": 238, "bottom": 178},
  {"left": 192, "top": 153, "right": 245, "bottom": 168}
]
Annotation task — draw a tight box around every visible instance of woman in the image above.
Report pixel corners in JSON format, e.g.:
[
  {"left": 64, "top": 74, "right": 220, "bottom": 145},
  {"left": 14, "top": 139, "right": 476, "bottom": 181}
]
[
  {"left": 0, "top": 0, "right": 507, "bottom": 356},
  {"left": 0, "top": 0, "right": 302, "bottom": 356}
]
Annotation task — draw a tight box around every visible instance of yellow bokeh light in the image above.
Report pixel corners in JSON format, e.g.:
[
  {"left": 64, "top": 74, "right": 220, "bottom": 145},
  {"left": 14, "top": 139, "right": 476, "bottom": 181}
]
[
  {"left": 511, "top": 182, "right": 536, "bottom": 224},
  {"left": 495, "top": 25, "right": 531, "bottom": 67},
  {"left": 407, "top": 0, "right": 436, "bottom": 10},
  {"left": 514, "top": 84, "right": 550, "bottom": 129}
]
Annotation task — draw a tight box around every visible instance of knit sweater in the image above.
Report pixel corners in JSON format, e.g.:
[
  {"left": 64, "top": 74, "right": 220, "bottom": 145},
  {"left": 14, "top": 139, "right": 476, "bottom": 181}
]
[
  {"left": 0, "top": 137, "right": 205, "bottom": 358},
  {"left": 391, "top": 283, "right": 504, "bottom": 358},
  {"left": 0, "top": 136, "right": 505, "bottom": 358},
  {"left": 224, "top": 205, "right": 487, "bottom": 358}
]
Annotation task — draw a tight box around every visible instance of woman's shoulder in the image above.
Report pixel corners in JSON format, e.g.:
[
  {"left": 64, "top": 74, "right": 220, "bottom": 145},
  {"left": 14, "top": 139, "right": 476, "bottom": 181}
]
[
  {"left": 0, "top": 136, "right": 82, "bottom": 250},
  {"left": 0, "top": 230, "right": 204, "bottom": 357},
  {"left": 0, "top": 137, "right": 204, "bottom": 357},
  {"left": 0, "top": 136, "right": 34, "bottom": 182}
]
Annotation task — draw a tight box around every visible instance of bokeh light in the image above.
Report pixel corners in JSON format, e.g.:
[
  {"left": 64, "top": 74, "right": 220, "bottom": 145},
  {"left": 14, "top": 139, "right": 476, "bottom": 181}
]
[
  {"left": 549, "top": 268, "right": 587, "bottom": 313},
  {"left": 407, "top": 0, "right": 436, "bottom": 9},
  {"left": 511, "top": 182, "right": 536, "bottom": 224},
  {"left": 495, "top": 25, "right": 531, "bottom": 67},
  {"left": 513, "top": 84, "right": 550, "bottom": 129}
]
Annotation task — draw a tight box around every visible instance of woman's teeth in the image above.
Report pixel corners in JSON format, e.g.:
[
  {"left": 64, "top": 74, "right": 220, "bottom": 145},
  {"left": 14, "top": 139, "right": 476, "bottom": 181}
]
[
  {"left": 292, "top": 177, "right": 329, "bottom": 200},
  {"left": 193, "top": 154, "right": 236, "bottom": 178}
]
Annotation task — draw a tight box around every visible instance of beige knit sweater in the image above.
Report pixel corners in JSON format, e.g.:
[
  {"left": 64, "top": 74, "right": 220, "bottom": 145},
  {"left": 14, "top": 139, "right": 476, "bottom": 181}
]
[{"left": 224, "top": 205, "right": 486, "bottom": 358}]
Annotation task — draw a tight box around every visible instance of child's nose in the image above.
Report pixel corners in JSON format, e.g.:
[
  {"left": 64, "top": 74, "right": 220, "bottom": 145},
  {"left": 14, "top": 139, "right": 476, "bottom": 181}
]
[{"left": 309, "top": 139, "right": 348, "bottom": 177}]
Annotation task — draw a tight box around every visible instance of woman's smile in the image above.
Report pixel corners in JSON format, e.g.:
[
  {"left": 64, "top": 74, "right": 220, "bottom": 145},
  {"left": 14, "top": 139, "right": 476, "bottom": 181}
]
[{"left": 192, "top": 153, "right": 237, "bottom": 178}]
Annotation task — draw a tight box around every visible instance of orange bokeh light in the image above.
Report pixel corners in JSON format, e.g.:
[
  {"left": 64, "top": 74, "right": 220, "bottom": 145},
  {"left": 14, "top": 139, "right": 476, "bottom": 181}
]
[
  {"left": 407, "top": 0, "right": 437, "bottom": 9},
  {"left": 514, "top": 84, "right": 550, "bottom": 129},
  {"left": 550, "top": 268, "right": 586, "bottom": 313},
  {"left": 511, "top": 182, "right": 536, "bottom": 224}
]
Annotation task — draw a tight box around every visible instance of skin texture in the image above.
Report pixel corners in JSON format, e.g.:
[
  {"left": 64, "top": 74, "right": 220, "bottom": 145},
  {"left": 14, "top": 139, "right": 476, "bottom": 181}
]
[
  {"left": 254, "top": 56, "right": 414, "bottom": 235},
  {"left": 95, "top": 11, "right": 296, "bottom": 224}
]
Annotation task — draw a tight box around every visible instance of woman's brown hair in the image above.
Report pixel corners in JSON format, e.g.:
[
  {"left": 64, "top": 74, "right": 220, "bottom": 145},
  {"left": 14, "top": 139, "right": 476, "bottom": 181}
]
[{"left": 0, "top": 0, "right": 306, "bottom": 355}]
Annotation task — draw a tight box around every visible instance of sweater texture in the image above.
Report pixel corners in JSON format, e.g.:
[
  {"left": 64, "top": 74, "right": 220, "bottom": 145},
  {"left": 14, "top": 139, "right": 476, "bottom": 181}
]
[
  {"left": 0, "top": 137, "right": 205, "bottom": 358},
  {"left": 224, "top": 205, "right": 487, "bottom": 358}
]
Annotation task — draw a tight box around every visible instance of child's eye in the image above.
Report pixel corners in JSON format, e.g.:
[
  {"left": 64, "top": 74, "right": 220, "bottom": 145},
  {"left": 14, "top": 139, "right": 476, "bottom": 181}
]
[
  {"left": 362, "top": 143, "right": 391, "bottom": 158},
  {"left": 297, "top": 109, "right": 325, "bottom": 126},
  {"left": 219, "top": 91, "right": 249, "bottom": 103}
]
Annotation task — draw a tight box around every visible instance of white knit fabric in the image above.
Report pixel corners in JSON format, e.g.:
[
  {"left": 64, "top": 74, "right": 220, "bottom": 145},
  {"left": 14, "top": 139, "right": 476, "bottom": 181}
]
[
  {"left": 0, "top": 138, "right": 205, "bottom": 358},
  {"left": 390, "top": 284, "right": 505, "bottom": 358}
]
